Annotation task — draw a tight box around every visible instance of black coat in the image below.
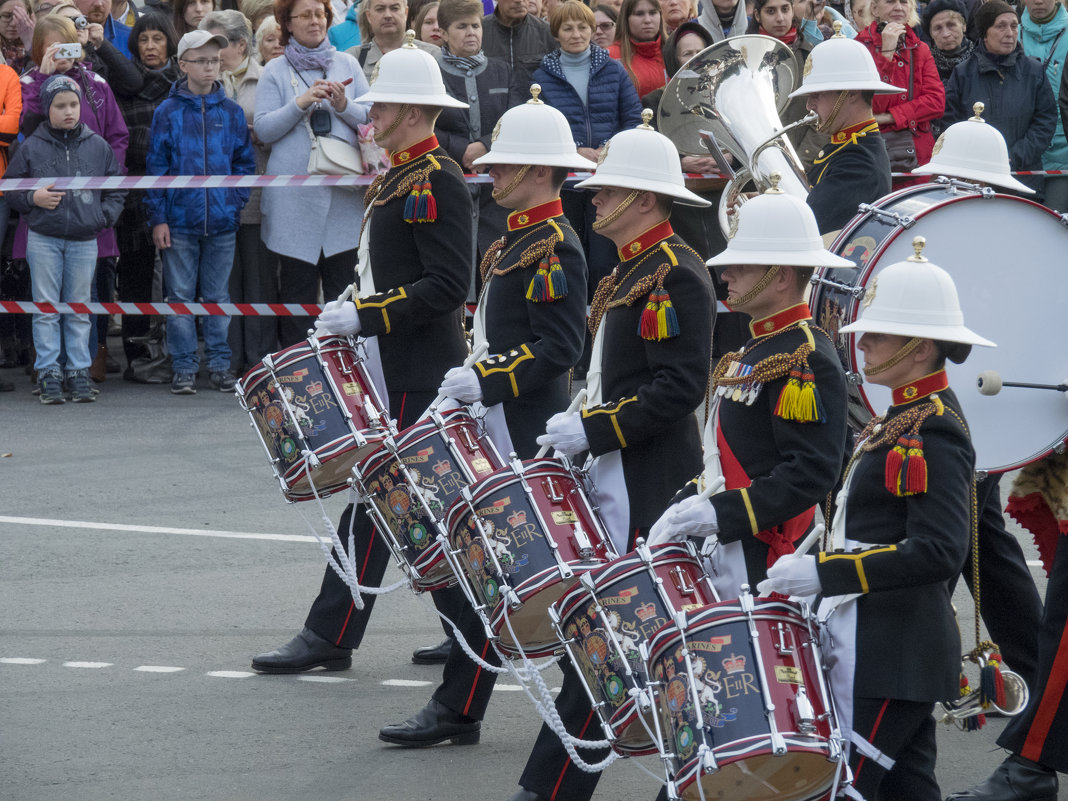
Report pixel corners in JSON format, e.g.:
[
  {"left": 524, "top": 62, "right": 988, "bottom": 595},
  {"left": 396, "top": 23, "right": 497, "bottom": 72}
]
[
  {"left": 806, "top": 122, "right": 892, "bottom": 234},
  {"left": 818, "top": 384, "right": 973, "bottom": 701},
  {"left": 475, "top": 205, "right": 588, "bottom": 457},
  {"left": 6, "top": 123, "right": 126, "bottom": 240},
  {"left": 710, "top": 312, "right": 849, "bottom": 583},
  {"left": 356, "top": 142, "right": 473, "bottom": 392},
  {"left": 582, "top": 230, "right": 714, "bottom": 529}
]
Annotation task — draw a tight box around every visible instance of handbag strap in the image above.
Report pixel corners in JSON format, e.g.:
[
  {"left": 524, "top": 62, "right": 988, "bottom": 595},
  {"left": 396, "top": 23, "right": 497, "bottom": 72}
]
[
  {"left": 289, "top": 64, "right": 319, "bottom": 146},
  {"left": 1042, "top": 28, "right": 1067, "bottom": 72}
]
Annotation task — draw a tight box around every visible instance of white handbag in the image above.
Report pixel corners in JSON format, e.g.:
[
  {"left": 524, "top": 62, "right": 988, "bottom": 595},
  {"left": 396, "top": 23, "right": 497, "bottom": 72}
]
[{"left": 305, "top": 116, "right": 364, "bottom": 175}]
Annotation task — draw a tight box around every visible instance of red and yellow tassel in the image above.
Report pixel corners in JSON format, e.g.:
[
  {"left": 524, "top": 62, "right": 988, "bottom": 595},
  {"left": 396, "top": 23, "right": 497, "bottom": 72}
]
[
  {"left": 774, "top": 367, "right": 824, "bottom": 423},
  {"left": 638, "top": 289, "right": 680, "bottom": 341},
  {"left": 884, "top": 436, "right": 909, "bottom": 495},
  {"left": 979, "top": 649, "right": 1007, "bottom": 708},
  {"left": 404, "top": 181, "right": 437, "bottom": 223},
  {"left": 958, "top": 673, "right": 986, "bottom": 731},
  {"left": 526, "top": 255, "right": 567, "bottom": 302}
]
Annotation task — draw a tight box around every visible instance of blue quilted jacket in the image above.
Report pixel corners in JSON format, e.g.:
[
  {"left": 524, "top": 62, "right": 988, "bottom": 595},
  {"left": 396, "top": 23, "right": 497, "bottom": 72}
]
[
  {"left": 532, "top": 46, "right": 642, "bottom": 149},
  {"left": 145, "top": 79, "right": 255, "bottom": 235}
]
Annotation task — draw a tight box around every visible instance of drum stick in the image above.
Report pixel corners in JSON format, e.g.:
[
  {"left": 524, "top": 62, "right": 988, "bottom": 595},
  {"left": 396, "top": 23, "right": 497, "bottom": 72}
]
[
  {"left": 792, "top": 524, "right": 826, "bottom": 557},
  {"left": 535, "top": 388, "right": 588, "bottom": 459},
  {"left": 696, "top": 476, "right": 726, "bottom": 500},
  {"left": 424, "top": 342, "right": 491, "bottom": 414}
]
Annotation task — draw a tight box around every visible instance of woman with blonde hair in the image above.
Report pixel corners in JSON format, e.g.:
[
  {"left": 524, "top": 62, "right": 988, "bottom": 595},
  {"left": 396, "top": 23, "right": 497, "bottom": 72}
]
[
  {"left": 855, "top": 0, "right": 944, "bottom": 183},
  {"left": 254, "top": 14, "right": 283, "bottom": 61},
  {"left": 608, "top": 0, "right": 667, "bottom": 96}
]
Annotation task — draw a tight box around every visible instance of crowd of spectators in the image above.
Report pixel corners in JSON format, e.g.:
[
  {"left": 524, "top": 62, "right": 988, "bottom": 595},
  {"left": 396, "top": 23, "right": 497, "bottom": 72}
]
[{"left": 0, "top": 0, "right": 1059, "bottom": 397}]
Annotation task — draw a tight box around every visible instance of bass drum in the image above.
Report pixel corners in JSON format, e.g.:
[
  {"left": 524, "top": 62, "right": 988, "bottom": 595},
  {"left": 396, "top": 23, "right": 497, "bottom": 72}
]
[{"left": 811, "top": 180, "right": 1068, "bottom": 473}]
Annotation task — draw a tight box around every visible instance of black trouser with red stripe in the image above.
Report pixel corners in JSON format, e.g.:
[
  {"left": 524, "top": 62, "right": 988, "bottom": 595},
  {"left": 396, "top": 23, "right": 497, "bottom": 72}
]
[
  {"left": 850, "top": 698, "right": 940, "bottom": 801},
  {"left": 998, "top": 531, "right": 1068, "bottom": 773},
  {"left": 304, "top": 389, "right": 467, "bottom": 650},
  {"left": 516, "top": 527, "right": 646, "bottom": 801}
]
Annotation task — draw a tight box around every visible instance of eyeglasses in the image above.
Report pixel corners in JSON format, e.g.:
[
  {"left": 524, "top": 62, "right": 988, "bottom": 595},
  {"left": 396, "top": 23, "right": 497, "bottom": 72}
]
[
  {"left": 595, "top": 21, "right": 614, "bottom": 30},
  {"left": 289, "top": 9, "right": 327, "bottom": 21},
  {"left": 180, "top": 57, "right": 222, "bottom": 66}
]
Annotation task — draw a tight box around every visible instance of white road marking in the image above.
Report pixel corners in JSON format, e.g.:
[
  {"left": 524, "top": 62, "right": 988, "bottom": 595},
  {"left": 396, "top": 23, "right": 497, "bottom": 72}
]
[
  {"left": 1027, "top": 560, "right": 1043, "bottom": 568},
  {"left": 298, "top": 675, "right": 351, "bottom": 683},
  {"left": 0, "top": 657, "right": 46, "bottom": 664},
  {"left": 63, "top": 661, "right": 112, "bottom": 668},
  {"left": 495, "top": 684, "right": 524, "bottom": 691},
  {"left": 134, "top": 666, "right": 186, "bottom": 673},
  {"left": 0, "top": 515, "right": 315, "bottom": 543},
  {"left": 381, "top": 679, "right": 433, "bottom": 687},
  {"left": 206, "top": 670, "right": 257, "bottom": 678}
]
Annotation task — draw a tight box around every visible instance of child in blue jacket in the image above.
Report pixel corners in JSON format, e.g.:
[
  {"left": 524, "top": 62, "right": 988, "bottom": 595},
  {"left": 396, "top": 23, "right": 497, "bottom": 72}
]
[
  {"left": 145, "top": 29, "right": 256, "bottom": 395},
  {"left": 6, "top": 75, "right": 126, "bottom": 404}
]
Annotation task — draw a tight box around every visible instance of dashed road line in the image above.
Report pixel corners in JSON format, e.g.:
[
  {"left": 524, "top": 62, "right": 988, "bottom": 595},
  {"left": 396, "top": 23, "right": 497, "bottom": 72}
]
[
  {"left": 0, "top": 657, "right": 46, "bottom": 664},
  {"left": 63, "top": 661, "right": 112, "bottom": 668},
  {"left": 134, "top": 665, "right": 186, "bottom": 673},
  {"left": 0, "top": 515, "right": 314, "bottom": 543},
  {"left": 298, "top": 675, "right": 352, "bottom": 683},
  {"left": 206, "top": 670, "right": 257, "bottom": 678},
  {"left": 381, "top": 679, "right": 433, "bottom": 687}
]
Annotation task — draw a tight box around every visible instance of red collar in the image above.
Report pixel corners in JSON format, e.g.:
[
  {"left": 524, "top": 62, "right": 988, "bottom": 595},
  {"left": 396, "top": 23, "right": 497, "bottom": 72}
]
[
  {"left": 507, "top": 198, "right": 563, "bottom": 231},
  {"left": 390, "top": 135, "right": 439, "bottom": 167},
  {"left": 618, "top": 219, "right": 673, "bottom": 261},
  {"left": 749, "top": 303, "right": 812, "bottom": 337},
  {"left": 830, "top": 119, "right": 879, "bottom": 145},
  {"left": 892, "top": 369, "right": 949, "bottom": 405}
]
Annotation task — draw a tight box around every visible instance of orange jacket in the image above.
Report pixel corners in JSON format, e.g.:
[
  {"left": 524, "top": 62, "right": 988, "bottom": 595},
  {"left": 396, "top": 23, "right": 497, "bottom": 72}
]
[{"left": 0, "top": 63, "right": 22, "bottom": 177}]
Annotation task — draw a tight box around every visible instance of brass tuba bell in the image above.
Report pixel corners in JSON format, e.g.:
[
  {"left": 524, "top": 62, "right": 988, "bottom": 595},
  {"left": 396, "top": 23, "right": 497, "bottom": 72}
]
[
  {"left": 936, "top": 653, "right": 1030, "bottom": 728},
  {"left": 657, "top": 34, "right": 814, "bottom": 235}
]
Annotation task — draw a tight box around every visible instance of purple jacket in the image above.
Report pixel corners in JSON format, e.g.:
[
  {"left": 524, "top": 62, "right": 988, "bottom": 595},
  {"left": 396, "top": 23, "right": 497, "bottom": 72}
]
[{"left": 15, "top": 64, "right": 129, "bottom": 258}]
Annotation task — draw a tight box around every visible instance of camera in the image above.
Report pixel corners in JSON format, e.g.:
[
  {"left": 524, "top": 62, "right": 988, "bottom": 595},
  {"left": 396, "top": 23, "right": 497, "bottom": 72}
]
[
  {"left": 309, "top": 106, "right": 332, "bottom": 137},
  {"left": 54, "top": 43, "right": 83, "bottom": 60},
  {"left": 73, "top": 14, "right": 88, "bottom": 29}
]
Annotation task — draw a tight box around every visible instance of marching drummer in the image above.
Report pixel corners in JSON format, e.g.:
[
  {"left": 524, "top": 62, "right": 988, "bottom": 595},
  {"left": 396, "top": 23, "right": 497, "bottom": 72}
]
[
  {"left": 910, "top": 104, "right": 1045, "bottom": 692},
  {"left": 251, "top": 35, "right": 476, "bottom": 675},
  {"left": 377, "top": 88, "right": 595, "bottom": 747},
  {"left": 648, "top": 176, "right": 852, "bottom": 602},
  {"left": 758, "top": 238, "right": 995, "bottom": 801},
  {"left": 790, "top": 24, "right": 901, "bottom": 234},
  {"left": 506, "top": 113, "right": 716, "bottom": 801}
]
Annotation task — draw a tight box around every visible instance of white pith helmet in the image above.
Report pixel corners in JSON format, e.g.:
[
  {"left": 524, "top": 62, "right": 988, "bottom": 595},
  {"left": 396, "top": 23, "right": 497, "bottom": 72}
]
[
  {"left": 706, "top": 174, "right": 858, "bottom": 269},
  {"left": 912, "top": 102, "right": 1034, "bottom": 194},
  {"left": 355, "top": 31, "right": 468, "bottom": 108},
  {"left": 574, "top": 110, "right": 710, "bottom": 206},
  {"left": 840, "top": 236, "right": 996, "bottom": 347},
  {"left": 473, "top": 85, "right": 596, "bottom": 170},
  {"left": 789, "top": 25, "right": 905, "bottom": 97}
]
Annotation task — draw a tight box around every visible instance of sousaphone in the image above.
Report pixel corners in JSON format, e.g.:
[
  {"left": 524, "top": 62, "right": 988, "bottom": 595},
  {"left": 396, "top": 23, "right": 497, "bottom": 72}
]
[{"left": 657, "top": 34, "right": 814, "bottom": 234}]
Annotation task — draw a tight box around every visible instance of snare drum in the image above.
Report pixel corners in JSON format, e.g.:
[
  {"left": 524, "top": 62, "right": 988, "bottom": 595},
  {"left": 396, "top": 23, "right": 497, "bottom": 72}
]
[
  {"left": 445, "top": 459, "right": 616, "bottom": 658},
  {"left": 236, "top": 335, "right": 391, "bottom": 502},
  {"left": 354, "top": 408, "right": 505, "bottom": 592},
  {"left": 647, "top": 592, "right": 842, "bottom": 801},
  {"left": 812, "top": 180, "right": 1068, "bottom": 472},
  {"left": 551, "top": 543, "right": 719, "bottom": 755}
]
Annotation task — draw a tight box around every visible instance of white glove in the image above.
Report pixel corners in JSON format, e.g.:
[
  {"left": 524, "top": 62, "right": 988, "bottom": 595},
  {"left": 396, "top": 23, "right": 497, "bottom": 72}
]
[
  {"left": 646, "top": 504, "right": 689, "bottom": 547},
  {"left": 314, "top": 299, "right": 361, "bottom": 336},
  {"left": 439, "top": 366, "right": 483, "bottom": 403},
  {"left": 665, "top": 493, "right": 719, "bottom": 539},
  {"left": 757, "top": 554, "right": 822, "bottom": 597},
  {"left": 536, "top": 410, "right": 589, "bottom": 456}
]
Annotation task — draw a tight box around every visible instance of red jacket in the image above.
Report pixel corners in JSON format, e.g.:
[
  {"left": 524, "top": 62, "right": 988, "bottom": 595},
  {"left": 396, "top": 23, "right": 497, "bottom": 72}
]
[
  {"left": 855, "top": 22, "right": 945, "bottom": 167},
  {"left": 608, "top": 37, "right": 667, "bottom": 99}
]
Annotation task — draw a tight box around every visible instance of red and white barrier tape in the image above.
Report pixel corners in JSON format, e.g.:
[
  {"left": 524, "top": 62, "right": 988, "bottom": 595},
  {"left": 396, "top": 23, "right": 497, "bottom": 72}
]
[{"left": 0, "top": 299, "right": 323, "bottom": 316}]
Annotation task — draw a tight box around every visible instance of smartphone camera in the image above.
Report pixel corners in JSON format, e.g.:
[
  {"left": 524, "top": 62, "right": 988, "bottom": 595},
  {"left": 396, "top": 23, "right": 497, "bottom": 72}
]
[
  {"left": 309, "top": 107, "right": 332, "bottom": 137},
  {"left": 54, "top": 43, "right": 82, "bottom": 60}
]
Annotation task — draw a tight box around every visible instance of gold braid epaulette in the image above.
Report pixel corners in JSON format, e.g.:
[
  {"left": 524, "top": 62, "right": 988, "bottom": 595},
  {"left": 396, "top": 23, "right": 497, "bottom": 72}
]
[
  {"left": 853, "top": 394, "right": 945, "bottom": 496},
  {"left": 477, "top": 220, "right": 575, "bottom": 282},
  {"left": 363, "top": 153, "right": 462, "bottom": 208},
  {"left": 713, "top": 324, "right": 833, "bottom": 387},
  {"left": 589, "top": 263, "right": 670, "bottom": 337}
]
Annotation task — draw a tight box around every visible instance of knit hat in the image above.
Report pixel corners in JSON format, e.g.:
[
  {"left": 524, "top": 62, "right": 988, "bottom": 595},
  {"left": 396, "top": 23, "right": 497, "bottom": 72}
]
[
  {"left": 922, "top": 0, "right": 967, "bottom": 36},
  {"left": 40, "top": 74, "right": 82, "bottom": 111},
  {"left": 975, "top": 0, "right": 1015, "bottom": 40}
]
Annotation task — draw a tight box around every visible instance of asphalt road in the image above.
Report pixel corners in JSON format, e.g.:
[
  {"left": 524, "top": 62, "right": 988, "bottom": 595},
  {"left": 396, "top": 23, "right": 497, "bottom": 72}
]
[{"left": 0, "top": 357, "right": 1060, "bottom": 801}]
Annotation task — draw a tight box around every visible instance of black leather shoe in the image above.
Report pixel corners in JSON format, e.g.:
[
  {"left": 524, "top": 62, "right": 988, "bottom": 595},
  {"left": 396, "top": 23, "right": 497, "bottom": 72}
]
[
  {"left": 378, "top": 699, "right": 481, "bottom": 747},
  {"left": 506, "top": 791, "right": 548, "bottom": 801},
  {"left": 945, "top": 755, "right": 1058, "bottom": 801},
  {"left": 411, "top": 637, "right": 453, "bottom": 664},
  {"left": 251, "top": 627, "right": 352, "bottom": 673}
]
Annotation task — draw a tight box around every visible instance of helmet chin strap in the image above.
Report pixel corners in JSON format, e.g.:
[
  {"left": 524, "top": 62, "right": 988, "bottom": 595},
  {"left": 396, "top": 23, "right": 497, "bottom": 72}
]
[
  {"left": 727, "top": 264, "right": 780, "bottom": 310},
  {"left": 863, "top": 336, "right": 924, "bottom": 376},
  {"left": 491, "top": 164, "right": 531, "bottom": 201},
  {"left": 591, "top": 190, "right": 641, "bottom": 231},
  {"left": 374, "top": 103, "right": 412, "bottom": 144},
  {"left": 816, "top": 90, "right": 850, "bottom": 134}
]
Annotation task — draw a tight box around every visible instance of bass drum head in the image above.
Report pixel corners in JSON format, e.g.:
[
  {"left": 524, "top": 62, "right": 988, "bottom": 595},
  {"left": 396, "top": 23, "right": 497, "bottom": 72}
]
[{"left": 815, "top": 182, "right": 1068, "bottom": 473}]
